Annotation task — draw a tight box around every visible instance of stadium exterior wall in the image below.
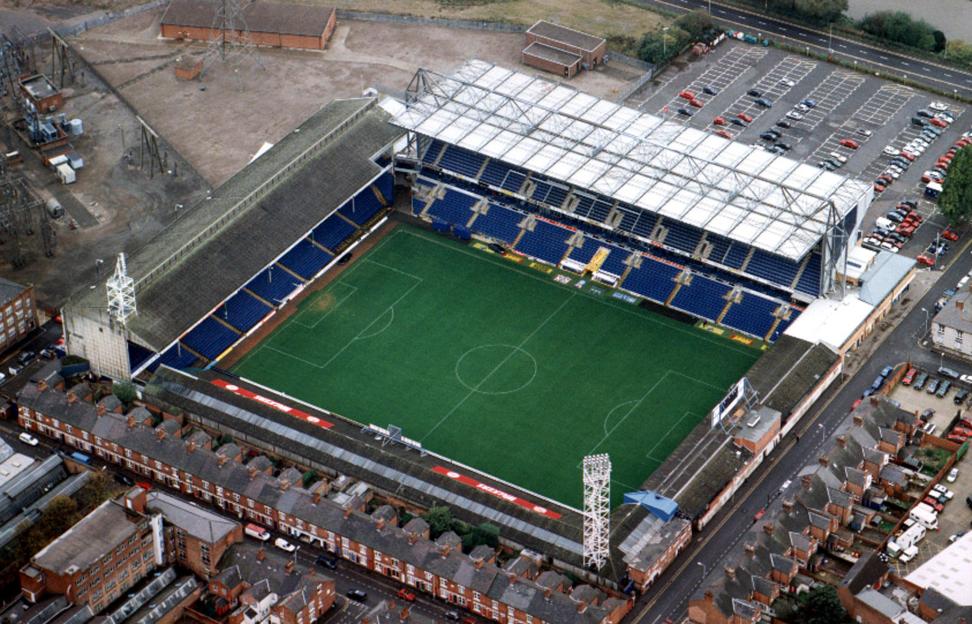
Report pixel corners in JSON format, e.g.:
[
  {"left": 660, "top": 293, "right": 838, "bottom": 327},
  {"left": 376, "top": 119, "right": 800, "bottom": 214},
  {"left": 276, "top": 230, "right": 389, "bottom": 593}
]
[{"left": 63, "top": 310, "right": 130, "bottom": 380}]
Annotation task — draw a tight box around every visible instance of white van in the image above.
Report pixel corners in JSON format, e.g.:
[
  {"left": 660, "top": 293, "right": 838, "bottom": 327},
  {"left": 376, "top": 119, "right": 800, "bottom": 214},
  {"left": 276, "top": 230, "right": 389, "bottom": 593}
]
[
  {"left": 875, "top": 217, "right": 895, "bottom": 230},
  {"left": 910, "top": 504, "right": 939, "bottom": 530},
  {"left": 18, "top": 432, "right": 39, "bottom": 446},
  {"left": 244, "top": 523, "right": 271, "bottom": 541}
]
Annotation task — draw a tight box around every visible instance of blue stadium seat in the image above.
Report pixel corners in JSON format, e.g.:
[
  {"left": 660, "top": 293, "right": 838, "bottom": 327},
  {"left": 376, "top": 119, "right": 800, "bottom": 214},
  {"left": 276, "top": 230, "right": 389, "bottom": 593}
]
[
  {"left": 621, "top": 256, "right": 681, "bottom": 303},
  {"left": 312, "top": 214, "right": 357, "bottom": 251},
  {"left": 481, "top": 160, "right": 526, "bottom": 193},
  {"left": 531, "top": 180, "right": 569, "bottom": 208},
  {"left": 573, "top": 195, "right": 596, "bottom": 219},
  {"left": 631, "top": 212, "right": 658, "bottom": 239},
  {"left": 216, "top": 290, "right": 272, "bottom": 333},
  {"left": 158, "top": 346, "right": 198, "bottom": 369},
  {"left": 662, "top": 220, "right": 703, "bottom": 254},
  {"left": 724, "top": 243, "right": 750, "bottom": 269},
  {"left": 771, "top": 308, "right": 800, "bottom": 341},
  {"left": 569, "top": 238, "right": 629, "bottom": 276},
  {"left": 421, "top": 140, "right": 445, "bottom": 164},
  {"left": 670, "top": 275, "right": 731, "bottom": 321},
  {"left": 339, "top": 189, "right": 384, "bottom": 226},
  {"left": 438, "top": 145, "right": 486, "bottom": 179},
  {"left": 374, "top": 171, "right": 394, "bottom": 204},
  {"left": 721, "top": 294, "right": 779, "bottom": 338},
  {"left": 704, "top": 235, "right": 730, "bottom": 265},
  {"left": 589, "top": 201, "right": 613, "bottom": 223},
  {"left": 795, "top": 253, "right": 822, "bottom": 296},
  {"left": 278, "top": 239, "right": 334, "bottom": 280},
  {"left": 745, "top": 250, "right": 800, "bottom": 288},
  {"left": 471, "top": 204, "right": 522, "bottom": 244},
  {"left": 516, "top": 220, "right": 571, "bottom": 264},
  {"left": 181, "top": 317, "right": 239, "bottom": 361},
  {"left": 427, "top": 189, "right": 477, "bottom": 227},
  {"left": 245, "top": 268, "right": 303, "bottom": 306}
]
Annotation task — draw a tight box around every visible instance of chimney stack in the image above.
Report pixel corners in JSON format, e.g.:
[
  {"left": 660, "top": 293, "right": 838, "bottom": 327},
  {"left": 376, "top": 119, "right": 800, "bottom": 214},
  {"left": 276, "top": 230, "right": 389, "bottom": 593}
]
[
  {"left": 543, "top": 587, "right": 552, "bottom": 601},
  {"left": 248, "top": 466, "right": 258, "bottom": 480},
  {"left": 312, "top": 491, "right": 321, "bottom": 505},
  {"left": 36, "top": 379, "right": 48, "bottom": 392},
  {"left": 257, "top": 548, "right": 265, "bottom": 561},
  {"left": 217, "top": 454, "right": 229, "bottom": 467},
  {"left": 186, "top": 440, "right": 196, "bottom": 454},
  {"left": 66, "top": 392, "right": 78, "bottom": 405},
  {"left": 853, "top": 414, "right": 864, "bottom": 427},
  {"left": 285, "top": 560, "right": 295, "bottom": 574},
  {"left": 836, "top": 435, "right": 847, "bottom": 449},
  {"left": 958, "top": 300, "right": 965, "bottom": 312},
  {"left": 156, "top": 427, "right": 166, "bottom": 441},
  {"left": 744, "top": 543, "right": 756, "bottom": 557},
  {"left": 782, "top": 499, "right": 795, "bottom": 513},
  {"left": 343, "top": 506, "right": 352, "bottom": 520},
  {"left": 97, "top": 402, "right": 106, "bottom": 417},
  {"left": 724, "top": 565, "right": 737, "bottom": 581},
  {"left": 127, "top": 414, "right": 137, "bottom": 429},
  {"left": 818, "top": 455, "right": 829, "bottom": 467},
  {"left": 762, "top": 522, "right": 774, "bottom": 536}
]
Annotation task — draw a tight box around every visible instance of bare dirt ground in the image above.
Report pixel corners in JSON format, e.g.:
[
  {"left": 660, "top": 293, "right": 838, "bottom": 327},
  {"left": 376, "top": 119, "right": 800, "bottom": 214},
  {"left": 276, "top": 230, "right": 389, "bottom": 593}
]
[{"left": 74, "top": 11, "right": 644, "bottom": 186}]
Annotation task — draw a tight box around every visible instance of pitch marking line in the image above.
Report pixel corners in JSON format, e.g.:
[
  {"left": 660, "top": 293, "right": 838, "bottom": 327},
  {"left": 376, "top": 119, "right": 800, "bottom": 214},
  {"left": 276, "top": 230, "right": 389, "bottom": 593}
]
[
  {"left": 265, "top": 265, "right": 423, "bottom": 370},
  {"left": 644, "top": 411, "right": 697, "bottom": 459},
  {"left": 420, "top": 293, "right": 577, "bottom": 444},
  {"left": 293, "top": 281, "right": 358, "bottom": 330}
]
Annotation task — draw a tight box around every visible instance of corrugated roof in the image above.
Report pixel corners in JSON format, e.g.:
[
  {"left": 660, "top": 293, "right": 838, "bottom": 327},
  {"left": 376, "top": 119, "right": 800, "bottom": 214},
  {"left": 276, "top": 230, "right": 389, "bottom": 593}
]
[
  {"left": 527, "top": 20, "right": 605, "bottom": 52},
  {"left": 858, "top": 251, "right": 915, "bottom": 306},
  {"left": 391, "top": 60, "right": 872, "bottom": 261},
  {"left": 161, "top": 0, "right": 334, "bottom": 38}
]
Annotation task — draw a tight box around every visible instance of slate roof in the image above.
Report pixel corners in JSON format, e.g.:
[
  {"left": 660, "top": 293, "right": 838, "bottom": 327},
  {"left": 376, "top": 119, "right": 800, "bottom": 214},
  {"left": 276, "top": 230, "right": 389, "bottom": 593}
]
[
  {"left": 745, "top": 335, "right": 839, "bottom": 419},
  {"left": 146, "top": 490, "right": 238, "bottom": 543},
  {"left": 31, "top": 499, "right": 142, "bottom": 575}
]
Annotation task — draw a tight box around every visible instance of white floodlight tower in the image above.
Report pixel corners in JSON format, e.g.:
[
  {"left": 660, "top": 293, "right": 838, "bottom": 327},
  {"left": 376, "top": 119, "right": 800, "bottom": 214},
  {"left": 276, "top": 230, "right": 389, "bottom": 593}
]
[
  {"left": 582, "top": 453, "right": 611, "bottom": 571},
  {"left": 106, "top": 253, "right": 136, "bottom": 325}
]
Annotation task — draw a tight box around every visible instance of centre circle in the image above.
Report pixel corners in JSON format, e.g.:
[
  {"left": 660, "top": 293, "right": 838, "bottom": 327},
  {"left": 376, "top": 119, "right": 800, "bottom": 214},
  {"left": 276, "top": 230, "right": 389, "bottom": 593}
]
[{"left": 455, "top": 344, "right": 538, "bottom": 395}]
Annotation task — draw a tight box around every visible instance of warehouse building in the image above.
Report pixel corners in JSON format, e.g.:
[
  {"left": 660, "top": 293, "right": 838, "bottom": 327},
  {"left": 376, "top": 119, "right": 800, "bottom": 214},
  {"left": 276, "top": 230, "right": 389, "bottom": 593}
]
[{"left": 160, "top": 0, "right": 337, "bottom": 50}]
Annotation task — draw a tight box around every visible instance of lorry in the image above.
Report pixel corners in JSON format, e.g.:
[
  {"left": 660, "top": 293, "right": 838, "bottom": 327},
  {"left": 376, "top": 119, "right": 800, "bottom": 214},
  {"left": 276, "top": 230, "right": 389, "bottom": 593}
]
[{"left": 909, "top": 503, "right": 939, "bottom": 530}]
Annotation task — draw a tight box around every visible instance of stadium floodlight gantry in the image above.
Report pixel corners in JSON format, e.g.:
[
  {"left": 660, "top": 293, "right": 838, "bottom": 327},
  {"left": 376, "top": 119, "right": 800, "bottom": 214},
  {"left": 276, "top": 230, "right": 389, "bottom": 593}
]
[{"left": 393, "top": 60, "right": 872, "bottom": 298}]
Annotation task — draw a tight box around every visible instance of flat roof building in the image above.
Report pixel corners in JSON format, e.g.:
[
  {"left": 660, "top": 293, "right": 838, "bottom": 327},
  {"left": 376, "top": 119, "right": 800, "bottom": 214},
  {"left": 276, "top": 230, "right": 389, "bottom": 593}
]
[{"left": 524, "top": 21, "right": 606, "bottom": 73}]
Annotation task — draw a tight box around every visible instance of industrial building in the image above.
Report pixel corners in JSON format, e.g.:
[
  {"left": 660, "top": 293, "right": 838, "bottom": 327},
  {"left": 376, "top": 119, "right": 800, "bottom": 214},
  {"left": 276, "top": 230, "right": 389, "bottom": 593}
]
[
  {"left": 160, "top": 0, "right": 337, "bottom": 50},
  {"left": 0, "top": 276, "right": 38, "bottom": 353},
  {"left": 523, "top": 21, "right": 606, "bottom": 77}
]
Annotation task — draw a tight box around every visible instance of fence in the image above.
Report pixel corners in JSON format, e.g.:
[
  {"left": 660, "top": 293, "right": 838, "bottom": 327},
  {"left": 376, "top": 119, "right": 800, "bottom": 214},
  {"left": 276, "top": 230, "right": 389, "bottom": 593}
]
[{"left": 335, "top": 9, "right": 527, "bottom": 34}]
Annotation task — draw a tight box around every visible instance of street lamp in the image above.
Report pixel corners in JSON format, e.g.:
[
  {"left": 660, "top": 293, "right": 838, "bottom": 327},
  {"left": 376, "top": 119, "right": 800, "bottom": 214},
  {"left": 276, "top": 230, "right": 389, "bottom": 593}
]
[
  {"left": 920, "top": 307, "right": 929, "bottom": 337},
  {"left": 662, "top": 27, "right": 670, "bottom": 58},
  {"left": 697, "top": 561, "right": 707, "bottom": 579},
  {"left": 829, "top": 24, "right": 834, "bottom": 54}
]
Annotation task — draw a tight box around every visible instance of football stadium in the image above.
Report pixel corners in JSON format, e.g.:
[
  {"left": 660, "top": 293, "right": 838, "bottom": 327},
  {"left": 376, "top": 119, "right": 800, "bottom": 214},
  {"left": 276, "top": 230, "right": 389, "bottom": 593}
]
[{"left": 61, "top": 61, "right": 871, "bottom": 575}]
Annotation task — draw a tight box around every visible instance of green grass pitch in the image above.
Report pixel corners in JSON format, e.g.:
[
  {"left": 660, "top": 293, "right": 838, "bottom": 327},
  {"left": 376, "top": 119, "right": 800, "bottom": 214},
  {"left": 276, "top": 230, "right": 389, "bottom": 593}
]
[{"left": 233, "top": 226, "right": 761, "bottom": 509}]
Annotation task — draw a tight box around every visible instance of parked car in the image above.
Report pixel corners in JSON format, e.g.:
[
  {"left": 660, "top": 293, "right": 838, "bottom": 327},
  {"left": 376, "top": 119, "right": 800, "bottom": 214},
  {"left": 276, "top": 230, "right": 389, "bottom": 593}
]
[
  {"left": 747, "top": 89, "right": 762, "bottom": 97},
  {"left": 244, "top": 523, "right": 271, "bottom": 541},
  {"left": 18, "top": 432, "right": 38, "bottom": 447},
  {"left": 677, "top": 107, "right": 693, "bottom": 116},
  {"left": 730, "top": 118, "right": 746, "bottom": 127},
  {"left": 678, "top": 90, "right": 695, "bottom": 100},
  {"left": 801, "top": 98, "right": 817, "bottom": 108},
  {"left": 346, "top": 589, "right": 368, "bottom": 603},
  {"left": 902, "top": 368, "right": 917, "bottom": 385},
  {"left": 786, "top": 111, "right": 804, "bottom": 120},
  {"left": 713, "top": 116, "right": 727, "bottom": 126},
  {"left": 839, "top": 138, "right": 860, "bottom": 149},
  {"left": 939, "top": 366, "right": 959, "bottom": 379},
  {"left": 760, "top": 131, "right": 780, "bottom": 141},
  {"left": 315, "top": 554, "right": 338, "bottom": 569},
  {"left": 274, "top": 537, "right": 297, "bottom": 553},
  {"left": 914, "top": 372, "right": 929, "bottom": 389},
  {"left": 396, "top": 588, "right": 417, "bottom": 602},
  {"left": 689, "top": 98, "right": 704, "bottom": 108},
  {"left": 737, "top": 112, "right": 753, "bottom": 123},
  {"left": 955, "top": 388, "right": 969, "bottom": 405},
  {"left": 927, "top": 378, "right": 940, "bottom": 394},
  {"left": 942, "top": 228, "right": 960, "bottom": 241},
  {"left": 114, "top": 472, "right": 135, "bottom": 486},
  {"left": 883, "top": 145, "right": 899, "bottom": 156},
  {"left": 930, "top": 101, "right": 949, "bottom": 111},
  {"left": 703, "top": 85, "right": 718, "bottom": 95},
  {"left": 776, "top": 120, "right": 792, "bottom": 128},
  {"left": 715, "top": 129, "right": 733, "bottom": 139},
  {"left": 917, "top": 109, "right": 934, "bottom": 118},
  {"left": 947, "top": 467, "right": 959, "bottom": 483},
  {"left": 755, "top": 97, "right": 773, "bottom": 107},
  {"left": 937, "top": 380, "right": 952, "bottom": 398},
  {"left": 931, "top": 117, "right": 949, "bottom": 128}
]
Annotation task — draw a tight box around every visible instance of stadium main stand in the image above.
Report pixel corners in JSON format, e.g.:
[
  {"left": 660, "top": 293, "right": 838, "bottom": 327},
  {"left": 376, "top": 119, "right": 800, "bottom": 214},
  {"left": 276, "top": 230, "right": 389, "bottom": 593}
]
[{"left": 389, "top": 61, "right": 870, "bottom": 341}]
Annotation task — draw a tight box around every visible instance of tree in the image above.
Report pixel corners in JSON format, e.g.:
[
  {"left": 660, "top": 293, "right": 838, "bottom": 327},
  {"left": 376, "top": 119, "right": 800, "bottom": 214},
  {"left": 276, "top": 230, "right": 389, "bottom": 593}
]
[
  {"left": 674, "top": 9, "right": 713, "bottom": 41},
  {"left": 785, "top": 585, "right": 853, "bottom": 624},
  {"left": 462, "top": 522, "right": 500, "bottom": 551},
  {"left": 860, "top": 11, "right": 937, "bottom": 51},
  {"left": 933, "top": 30, "right": 948, "bottom": 53},
  {"left": 946, "top": 40, "right": 972, "bottom": 66},
  {"left": 422, "top": 505, "right": 454, "bottom": 538},
  {"left": 112, "top": 381, "right": 137, "bottom": 405},
  {"left": 638, "top": 26, "right": 689, "bottom": 65},
  {"left": 941, "top": 146, "right": 972, "bottom": 225},
  {"left": 792, "top": 0, "right": 847, "bottom": 25}
]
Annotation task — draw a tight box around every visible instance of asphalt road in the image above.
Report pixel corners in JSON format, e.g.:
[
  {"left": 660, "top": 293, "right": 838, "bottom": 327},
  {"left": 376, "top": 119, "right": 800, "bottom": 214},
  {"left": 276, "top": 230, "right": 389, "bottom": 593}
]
[
  {"left": 631, "top": 0, "right": 972, "bottom": 99},
  {"left": 631, "top": 245, "right": 972, "bottom": 623}
]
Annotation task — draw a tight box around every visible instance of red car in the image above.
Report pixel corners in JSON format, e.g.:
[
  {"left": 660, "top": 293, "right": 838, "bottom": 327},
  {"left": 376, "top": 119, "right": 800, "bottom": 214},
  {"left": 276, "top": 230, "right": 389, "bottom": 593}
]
[
  {"left": 931, "top": 117, "right": 948, "bottom": 128},
  {"left": 136, "top": 481, "right": 153, "bottom": 491},
  {"left": 923, "top": 497, "right": 945, "bottom": 512},
  {"left": 942, "top": 228, "right": 960, "bottom": 241},
  {"left": 901, "top": 367, "right": 917, "bottom": 385},
  {"left": 873, "top": 182, "right": 886, "bottom": 192},
  {"left": 899, "top": 151, "right": 916, "bottom": 161},
  {"left": 850, "top": 398, "right": 863, "bottom": 412},
  {"left": 917, "top": 254, "right": 936, "bottom": 267},
  {"left": 689, "top": 98, "right": 704, "bottom": 108},
  {"left": 396, "top": 588, "right": 416, "bottom": 602},
  {"left": 948, "top": 433, "right": 970, "bottom": 444},
  {"left": 737, "top": 112, "right": 753, "bottom": 123},
  {"left": 679, "top": 90, "right": 696, "bottom": 100},
  {"left": 714, "top": 129, "right": 732, "bottom": 139},
  {"left": 840, "top": 138, "right": 860, "bottom": 149},
  {"left": 713, "top": 116, "right": 727, "bottom": 126},
  {"left": 952, "top": 426, "right": 972, "bottom": 438}
]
